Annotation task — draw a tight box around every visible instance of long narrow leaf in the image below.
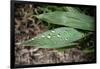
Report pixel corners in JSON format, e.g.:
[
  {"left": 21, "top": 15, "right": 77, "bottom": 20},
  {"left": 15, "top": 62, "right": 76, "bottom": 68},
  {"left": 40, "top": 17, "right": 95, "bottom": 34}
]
[
  {"left": 36, "top": 11, "right": 94, "bottom": 31},
  {"left": 20, "top": 27, "right": 84, "bottom": 48}
]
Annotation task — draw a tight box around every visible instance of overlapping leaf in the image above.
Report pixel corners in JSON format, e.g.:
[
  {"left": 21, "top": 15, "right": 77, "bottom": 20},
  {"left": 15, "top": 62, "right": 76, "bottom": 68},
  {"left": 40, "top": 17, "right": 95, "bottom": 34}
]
[
  {"left": 20, "top": 27, "right": 84, "bottom": 48},
  {"left": 36, "top": 11, "right": 94, "bottom": 31},
  {"left": 65, "top": 7, "right": 81, "bottom": 13}
]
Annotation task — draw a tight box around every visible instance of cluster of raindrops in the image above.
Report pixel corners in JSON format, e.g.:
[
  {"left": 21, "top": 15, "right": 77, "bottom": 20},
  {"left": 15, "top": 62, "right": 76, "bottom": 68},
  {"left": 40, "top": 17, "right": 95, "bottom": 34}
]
[
  {"left": 40, "top": 30, "right": 56, "bottom": 39},
  {"left": 16, "top": 29, "right": 70, "bottom": 46},
  {"left": 29, "top": 29, "right": 69, "bottom": 41}
]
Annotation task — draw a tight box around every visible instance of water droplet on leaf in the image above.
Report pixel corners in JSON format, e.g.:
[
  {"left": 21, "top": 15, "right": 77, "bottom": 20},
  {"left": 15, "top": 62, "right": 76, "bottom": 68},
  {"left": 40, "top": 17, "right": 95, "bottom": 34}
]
[
  {"left": 31, "top": 38, "right": 34, "bottom": 40},
  {"left": 65, "top": 38, "right": 68, "bottom": 40},
  {"left": 51, "top": 31, "right": 55, "bottom": 33},
  {"left": 57, "top": 34, "right": 61, "bottom": 37},
  {"left": 47, "top": 36, "right": 51, "bottom": 38},
  {"left": 41, "top": 35, "right": 45, "bottom": 37}
]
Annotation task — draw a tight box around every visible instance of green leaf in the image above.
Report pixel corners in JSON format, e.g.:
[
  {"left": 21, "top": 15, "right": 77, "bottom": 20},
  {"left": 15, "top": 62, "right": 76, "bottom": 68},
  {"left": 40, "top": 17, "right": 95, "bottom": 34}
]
[
  {"left": 65, "top": 7, "right": 81, "bottom": 13},
  {"left": 36, "top": 11, "right": 94, "bottom": 31},
  {"left": 20, "top": 27, "right": 84, "bottom": 48},
  {"left": 82, "top": 48, "right": 94, "bottom": 54}
]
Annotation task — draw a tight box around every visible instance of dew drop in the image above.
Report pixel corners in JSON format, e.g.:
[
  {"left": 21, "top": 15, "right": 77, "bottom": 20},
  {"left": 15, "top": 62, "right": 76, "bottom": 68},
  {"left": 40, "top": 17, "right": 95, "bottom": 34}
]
[
  {"left": 57, "top": 34, "right": 61, "bottom": 37},
  {"left": 41, "top": 35, "right": 45, "bottom": 37},
  {"left": 47, "top": 36, "right": 51, "bottom": 38},
  {"left": 31, "top": 38, "right": 34, "bottom": 40},
  {"left": 51, "top": 30, "right": 55, "bottom": 33},
  {"left": 65, "top": 38, "right": 68, "bottom": 40}
]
